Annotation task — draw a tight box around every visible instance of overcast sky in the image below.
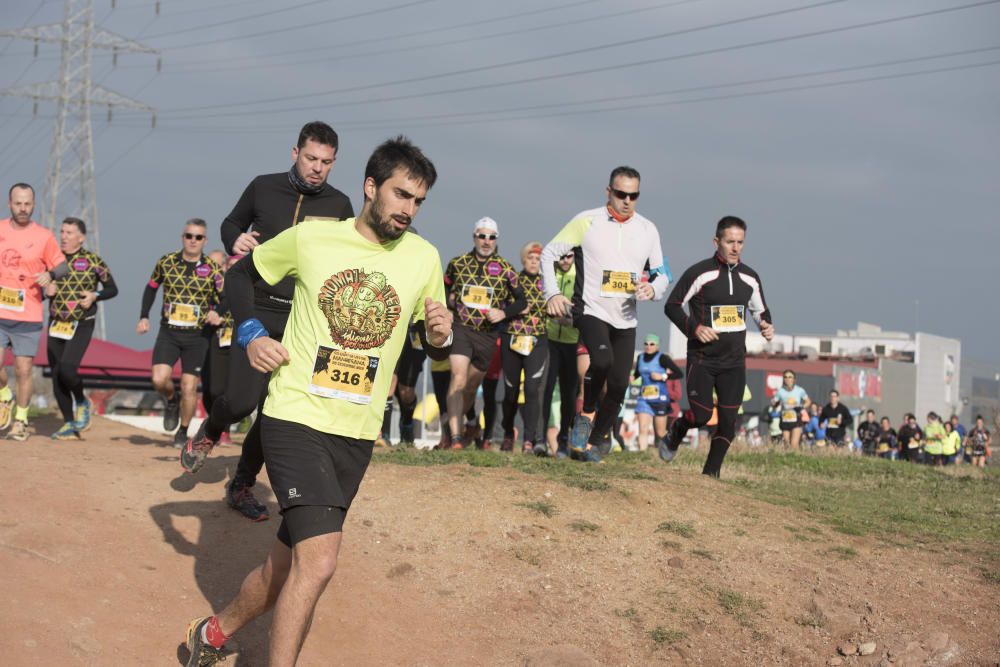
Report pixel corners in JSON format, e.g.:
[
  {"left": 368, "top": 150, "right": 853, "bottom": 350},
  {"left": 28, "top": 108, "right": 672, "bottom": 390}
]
[{"left": 1, "top": 0, "right": 998, "bottom": 361}]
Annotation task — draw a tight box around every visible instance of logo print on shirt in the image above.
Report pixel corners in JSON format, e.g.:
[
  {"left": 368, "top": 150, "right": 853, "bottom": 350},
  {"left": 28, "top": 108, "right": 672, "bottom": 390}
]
[
  {"left": 195, "top": 264, "right": 212, "bottom": 278},
  {"left": 72, "top": 257, "right": 90, "bottom": 272},
  {"left": 1, "top": 249, "right": 21, "bottom": 268},
  {"left": 486, "top": 261, "right": 502, "bottom": 276},
  {"left": 318, "top": 268, "right": 401, "bottom": 350}
]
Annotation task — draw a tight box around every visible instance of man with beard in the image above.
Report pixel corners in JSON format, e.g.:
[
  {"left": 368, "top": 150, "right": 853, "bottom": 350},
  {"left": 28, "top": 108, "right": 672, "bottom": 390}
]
[
  {"left": 0, "top": 183, "right": 68, "bottom": 440},
  {"left": 45, "top": 216, "right": 118, "bottom": 440},
  {"left": 180, "top": 122, "right": 353, "bottom": 525},
  {"left": 443, "top": 217, "right": 525, "bottom": 449},
  {"left": 181, "top": 135, "right": 452, "bottom": 667}
]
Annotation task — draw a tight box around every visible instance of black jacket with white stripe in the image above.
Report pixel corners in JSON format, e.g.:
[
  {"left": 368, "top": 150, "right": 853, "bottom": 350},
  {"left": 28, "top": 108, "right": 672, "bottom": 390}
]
[{"left": 664, "top": 253, "right": 771, "bottom": 368}]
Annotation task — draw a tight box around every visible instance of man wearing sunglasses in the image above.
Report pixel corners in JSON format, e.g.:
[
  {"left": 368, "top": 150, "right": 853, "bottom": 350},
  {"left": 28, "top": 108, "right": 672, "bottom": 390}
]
[
  {"left": 661, "top": 216, "right": 774, "bottom": 477},
  {"left": 443, "top": 217, "right": 526, "bottom": 449},
  {"left": 541, "top": 166, "right": 672, "bottom": 463},
  {"left": 137, "top": 218, "right": 224, "bottom": 447},
  {"left": 180, "top": 122, "right": 354, "bottom": 523}
]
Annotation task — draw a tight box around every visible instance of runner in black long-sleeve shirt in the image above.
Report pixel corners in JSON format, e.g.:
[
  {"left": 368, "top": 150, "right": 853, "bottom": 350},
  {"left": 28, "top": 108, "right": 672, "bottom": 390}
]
[
  {"left": 46, "top": 217, "right": 117, "bottom": 440},
  {"left": 181, "top": 122, "right": 354, "bottom": 523},
  {"left": 661, "top": 216, "right": 774, "bottom": 477}
]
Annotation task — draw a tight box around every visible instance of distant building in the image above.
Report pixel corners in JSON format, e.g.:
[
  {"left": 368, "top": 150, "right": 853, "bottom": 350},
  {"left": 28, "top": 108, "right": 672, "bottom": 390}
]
[
  {"left": 959, "top": 358, "right": 1000, "bottom": 427},
  {"left": 667, "top": 321, "right": 962, "bottom": 421}
]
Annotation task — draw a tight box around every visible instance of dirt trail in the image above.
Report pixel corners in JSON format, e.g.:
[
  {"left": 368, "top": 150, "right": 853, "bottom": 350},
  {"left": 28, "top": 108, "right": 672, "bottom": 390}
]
[{"left": 0, "top": 416, "right": 996, "bottom": 666}]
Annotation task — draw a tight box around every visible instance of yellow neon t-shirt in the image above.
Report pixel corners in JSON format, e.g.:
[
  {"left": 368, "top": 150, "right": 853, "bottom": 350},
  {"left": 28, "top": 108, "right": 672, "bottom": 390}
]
[{"left": 253, "top": 219, "right": 445, "bottom": 439}]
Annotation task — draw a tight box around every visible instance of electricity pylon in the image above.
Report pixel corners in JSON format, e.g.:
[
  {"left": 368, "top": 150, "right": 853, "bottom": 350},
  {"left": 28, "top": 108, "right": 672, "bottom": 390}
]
[{"left": 0, "top": 0, "right": 158, "bottom": 338}]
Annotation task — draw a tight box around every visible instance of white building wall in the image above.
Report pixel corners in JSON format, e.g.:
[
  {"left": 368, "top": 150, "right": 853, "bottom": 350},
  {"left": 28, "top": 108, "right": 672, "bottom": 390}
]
[{"left": 914, "top": 333, "right": 962, "bottom": 418}]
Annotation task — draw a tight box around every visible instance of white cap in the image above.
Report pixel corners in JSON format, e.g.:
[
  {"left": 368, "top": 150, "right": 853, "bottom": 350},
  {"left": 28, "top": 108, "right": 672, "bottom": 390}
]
[{"left": 473, "top": 217, "right": 498, "bottom": 235}]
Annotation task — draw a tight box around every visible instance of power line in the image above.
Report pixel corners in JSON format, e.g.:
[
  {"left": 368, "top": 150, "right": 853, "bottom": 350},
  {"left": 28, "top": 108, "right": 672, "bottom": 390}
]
[
  {"left": 3, "top": 0, "right": 609, "bottom": 63},
  {"left": 0, "top": 121, "right": 50, "bottom": 179},
  {"left": 299, "top": 58, "right": 1000, "bottom": 132},
  {"left": 143, "top": 0, "right": 340, "bottom": 39},
  {"left": 141, "top": 0, "right": 643, "bottom": 72},
  {"left": 238, "top": 45, "right": 1000, "bottom": 129},
  {"left": 77, "top": 56, "right": 1000, "bottom": 134},
  {"left": 0, "top": 116, "right": 38, "bottom": 161},
  {"left": 0, "top": 1, "right": 48, "bottom": 57},
  {"left": 162, "top": 0, "right": 848, "bottom": 114},
  {"left": 97, "top": 128, "right": 154, "bottom": 176},
  {"left": 109, "top": 0, "right": 276, "bottom": 15},
  {"left": 161, "top": 0, "right": 1000, "bottom": 120},
  {"left": 150, "top": 0, "right": 439, "bottom": 50}
]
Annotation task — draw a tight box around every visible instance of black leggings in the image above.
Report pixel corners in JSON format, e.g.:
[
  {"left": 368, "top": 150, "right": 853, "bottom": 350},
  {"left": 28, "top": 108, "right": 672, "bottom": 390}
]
[
  {"left": 542, "top": 339, "right": 579, "bottom": 447},
  {"left": 46, "top": 318, "right": 95, "bottom": 423},
  {"left": 675, "top": 360, "right": 745, "bottom": 478},
  {"left": 200, "top": 333, "right": 229, "bottom": 415},
  {"left": 204, "top": 307, "right": 288, "bottom": 488},
  {"left": 466, "top": 377, "right": 500, "bottom": 441},
  {"left": 431, "top": 369, "right": 451, "bottom": 440},
  {"left": 499, "top": 333, "right": 548, "bottom": 443},
  {"left": 576, "top": 315, "right": 635, "bottom": 446}
]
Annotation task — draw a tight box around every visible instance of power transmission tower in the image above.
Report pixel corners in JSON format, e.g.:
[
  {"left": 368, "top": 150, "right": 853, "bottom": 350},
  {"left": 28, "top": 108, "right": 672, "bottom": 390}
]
[{"left": 0, "top": 0, "right": 158, "bottom": 339}]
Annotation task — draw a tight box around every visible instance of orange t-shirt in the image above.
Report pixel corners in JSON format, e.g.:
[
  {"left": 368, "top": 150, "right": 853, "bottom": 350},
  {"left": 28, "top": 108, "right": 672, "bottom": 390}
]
[{"left": 0, "top": 219, "right": 66, "bottom": 323}]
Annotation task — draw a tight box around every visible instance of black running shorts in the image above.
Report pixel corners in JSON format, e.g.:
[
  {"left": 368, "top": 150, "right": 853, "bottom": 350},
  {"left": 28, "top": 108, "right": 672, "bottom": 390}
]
[
  {"left": 451, "top": 323, "right": 497, "bottom": 372},
  {"left": 262, "top": 415, "right": 373, "bottom": 545},
  {"left": 152, "top": 327, "right": 210, "bottom": 375}
]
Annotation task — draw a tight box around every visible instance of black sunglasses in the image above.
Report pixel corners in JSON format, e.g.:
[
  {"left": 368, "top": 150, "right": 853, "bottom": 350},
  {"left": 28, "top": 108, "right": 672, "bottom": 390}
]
[
  {"left": 475, "top": 233, "right": 497, "bottom": 240},
  {"left": 560, "top": 252, "right": 574, "bottom": 260},
  {"left": 611, "top": 188, "right": 640, "bottom": 201},
  {"left": 643, "top": 342, "right": 657, "bottom": 346},
  {"left": 184, "top": 233, "right": 205, "bottom": 241}
]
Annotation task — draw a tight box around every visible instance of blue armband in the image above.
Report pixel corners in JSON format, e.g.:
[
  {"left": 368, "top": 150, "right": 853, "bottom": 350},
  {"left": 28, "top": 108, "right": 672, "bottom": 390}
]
[{"left": 237, "top": 318, "right": 269, "bottom": 350}]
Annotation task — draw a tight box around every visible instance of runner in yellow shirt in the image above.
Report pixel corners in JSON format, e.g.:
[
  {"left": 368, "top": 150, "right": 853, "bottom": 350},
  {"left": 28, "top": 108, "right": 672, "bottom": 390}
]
[{"left": 181, "top": 136, "right": 452, "bottom": 667}]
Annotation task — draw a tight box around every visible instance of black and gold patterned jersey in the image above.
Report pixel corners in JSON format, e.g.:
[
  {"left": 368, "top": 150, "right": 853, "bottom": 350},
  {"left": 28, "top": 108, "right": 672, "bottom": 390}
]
[
  {"left": 506, "top": 270, "right": 547, "bottom": 336},
  {"left": 49, "top": 249, "right": 115, "bottom": 322},
  {"left": 213, "top": 306, "right": 235, "bottom": 347},
  {"left": 146, "top": 251, "right": 224, "bottom": 330},
  {"left": 444, "top": 251, "right": 525, "bottom": 332}
]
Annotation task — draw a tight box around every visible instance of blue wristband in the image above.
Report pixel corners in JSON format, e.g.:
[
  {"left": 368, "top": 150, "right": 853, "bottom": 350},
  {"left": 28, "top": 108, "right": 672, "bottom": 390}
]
[{"left": 236, "top": 318, "right": 269, "bottom": 350}]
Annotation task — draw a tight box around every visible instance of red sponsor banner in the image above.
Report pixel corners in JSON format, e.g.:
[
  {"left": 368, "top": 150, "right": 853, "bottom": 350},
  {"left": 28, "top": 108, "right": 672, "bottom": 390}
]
[
  {"left": 835, "top": 367, "right": 882, "bottom": 399},
  {"left": 765, "top": 372, "right": 783, "bottom": 398}
]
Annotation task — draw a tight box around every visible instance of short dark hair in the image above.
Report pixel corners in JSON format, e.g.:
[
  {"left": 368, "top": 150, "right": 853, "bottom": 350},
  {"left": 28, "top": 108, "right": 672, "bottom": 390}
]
[
  {"left": 715, "top": 215, "right": 747, "bottom": 239},
  {"left": 297, "top": 121, "right": 339, "bottom": 151},
  {"left": 62, "top": 216, "right": 86, "bottom": 234},
  {"left": 830, "top": 389, "right": 839, "bottom": 397},
  {"left": 364, "top": 135, "right": 437, "bottom": 197},
  {"left": 608, "top": 166, "right": 640, "bottom": 186},
  {"left": 8, "top": 182, "right": 33, "bottom": 199},
  {"left": 866, "top": 409, "right": 875, "bottom": 416},
  {"left": 976, "top": 414, "right": 984, "bottom": 420},
  {"left": 185, "top": 218, "right": 207, "bottom": 229}
]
